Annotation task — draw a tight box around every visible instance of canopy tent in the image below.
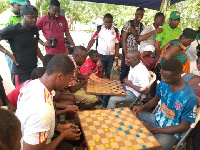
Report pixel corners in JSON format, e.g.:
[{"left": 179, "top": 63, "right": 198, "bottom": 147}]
[{"left": 74, "top": 0, "right": 185, "bottom": 10}]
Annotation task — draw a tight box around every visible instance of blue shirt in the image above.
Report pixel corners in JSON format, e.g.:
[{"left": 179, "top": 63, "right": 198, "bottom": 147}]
[{"left": 155, "top": 81, "right": 198, "bottom": 140}]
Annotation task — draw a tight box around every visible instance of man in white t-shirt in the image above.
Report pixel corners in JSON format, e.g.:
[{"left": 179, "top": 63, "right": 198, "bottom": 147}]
[
  {"left": 16, "top": 54, "right": 81, "bottom": 150},
  {"left": 107, "top": 51, "right": 149, "bottom": 108},
  {"left": 87, "top": 13, "right": 120, "bottom": 78},
  {"left": 138, "top": 12, "right": 165, "bottom": 53}
]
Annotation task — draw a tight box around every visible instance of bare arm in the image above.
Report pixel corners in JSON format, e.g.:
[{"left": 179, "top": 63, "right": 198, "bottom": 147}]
[
  {"left": 86, "top": 39, "right": 95, "bottom": 51},
  {"left": 122, "top": 31, "right": 128, "bottom": 56},
  {"left": 37, "top": 46, "right": 44, "bottom": 61},
  {"left": 0, "top": 36, "right": 18, "bottom": 65},
  {"left": 147, "top": 120, "right": 191, "bottom": 134},
  {"left": 65, "top": 31, "right": 75, "bottom": 47},
  {"left": 138, "top": 28, "right": 163, "bottom": 42},
  {"left": 155, "top": 41, "right": 162, "bottom": 57},
  {"left": 162, "top": 45, "right": 181, "bottom": 62}
]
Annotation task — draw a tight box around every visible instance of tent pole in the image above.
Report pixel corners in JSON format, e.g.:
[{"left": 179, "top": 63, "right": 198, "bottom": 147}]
[{"left": 160, "top": 0, "right": 165, "bottom": 12}]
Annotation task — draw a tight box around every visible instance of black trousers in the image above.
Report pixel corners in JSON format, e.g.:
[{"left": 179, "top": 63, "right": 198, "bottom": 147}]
[
  {"left": 11, "top": 73, "right": 31, "bottom": 87},
  {"left": 119, "top": 51, "right": 130, "bottom": 83}
]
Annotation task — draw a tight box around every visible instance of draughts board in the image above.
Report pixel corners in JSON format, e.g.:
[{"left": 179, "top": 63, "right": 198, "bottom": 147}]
[
  {"left": 86, "top": 79, "right": 126, "bottom": 96},
  {"left": 78, "top": 107, "right": 161, "bottom": 150}
]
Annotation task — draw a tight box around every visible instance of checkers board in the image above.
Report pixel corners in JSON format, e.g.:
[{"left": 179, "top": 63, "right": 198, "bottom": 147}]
[
  {"left": 86, "top": 79, "right": 126, "bottom": 96},
  {"left": 78, "top": 107, "right": 161, "bottom": 150}
]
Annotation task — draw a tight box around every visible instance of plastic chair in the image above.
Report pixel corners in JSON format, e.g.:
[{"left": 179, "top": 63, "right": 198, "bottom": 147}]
[
  {"left": 129, "top": 71, "right": 156, "bottom": 108},
  {"left": 174, "top": 106, "right": 200, "bottom": 150}
]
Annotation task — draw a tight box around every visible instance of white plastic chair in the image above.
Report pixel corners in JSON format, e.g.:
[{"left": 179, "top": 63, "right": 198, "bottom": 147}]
[{"left": 129, "top": 71, "right": 156, "bottom": 108}]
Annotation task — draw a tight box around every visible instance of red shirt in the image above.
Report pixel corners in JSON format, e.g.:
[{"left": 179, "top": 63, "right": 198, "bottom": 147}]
[
  {"left": 7, "top": 80, "right": 31, "bottom": 108},
  {"left": 36, "top": 13, "right": 69, "bottom": 54},
  {"left": 141, "top": 56, "right": 155, "bottom": 71},
  {"left": 80, "top": 58, "right": 103, "bottom": 77}
]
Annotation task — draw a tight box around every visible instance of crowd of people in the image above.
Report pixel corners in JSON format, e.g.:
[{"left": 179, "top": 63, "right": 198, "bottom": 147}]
[{"left": 0, "top": 0, "right": 200, "bottom": 149}]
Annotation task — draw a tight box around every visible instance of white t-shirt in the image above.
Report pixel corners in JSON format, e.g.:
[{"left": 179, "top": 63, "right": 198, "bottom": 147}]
[
  {"left": 126, "top": 62, "right": 150, "bottom": 97},
  {"left": 139, "top": 24, "right": 156, "bottom": 53},
  {"left": 92, "top": 25, "right": 120, "bottom": 55},
  {"left": 16, "top": 79, "right": 55, "bottom": 149}
]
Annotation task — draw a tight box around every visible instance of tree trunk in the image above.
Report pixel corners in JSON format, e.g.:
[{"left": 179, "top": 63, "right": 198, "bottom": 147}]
[{"left": 40, "top": 0, "right": 43, "bottom": 17}]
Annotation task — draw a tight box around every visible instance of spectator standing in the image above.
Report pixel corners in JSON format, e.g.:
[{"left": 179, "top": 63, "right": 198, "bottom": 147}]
[
  {"left": 155, "top": 11, "right": 182, "bottom": 57},
  {"left": 36, "top": 0, "right": 75, "bottom": 55},
  {"left": 120, "top": 7, "right": 145, "bottom": 83},
  {"left": 0, "top": 4, "right": 43, "bottom": 87}
]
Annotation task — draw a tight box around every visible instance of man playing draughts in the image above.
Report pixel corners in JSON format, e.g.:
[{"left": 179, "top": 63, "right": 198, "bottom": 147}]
[
  {"left": 133, "top": 58, "right": 198, "bottom": 149},
  {"left": 107, "top": 50, "right": 149, "bottom": 108}
]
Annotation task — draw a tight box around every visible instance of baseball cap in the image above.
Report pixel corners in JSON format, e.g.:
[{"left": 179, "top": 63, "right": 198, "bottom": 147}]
[
  {"left": 20, "top": 4, "right": 37, "bottom": 15},
  {"left": 10, "top": 0, "right": 27, "bottom": 5},
  {"left": 170, "top": 11, "right": 180, "bottom": 19},
  {"left": 143, "top": 45, "right": 155, "bottom": 53}
]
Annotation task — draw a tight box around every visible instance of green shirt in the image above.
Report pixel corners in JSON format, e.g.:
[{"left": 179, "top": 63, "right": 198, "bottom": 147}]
[
  {"left": 155, "top": 24, "right": 182, "bottom": 49},
  {"left": 6, "top": 15, "right": 22, "bottom": 26}
]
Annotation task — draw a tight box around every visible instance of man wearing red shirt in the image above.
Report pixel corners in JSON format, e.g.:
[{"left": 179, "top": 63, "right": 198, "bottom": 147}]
[{"left": 36, "top": 0, "right": 75, "bottom": 55}]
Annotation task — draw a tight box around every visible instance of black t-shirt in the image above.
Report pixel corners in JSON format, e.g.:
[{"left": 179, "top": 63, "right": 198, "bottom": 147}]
[{"left": 0, "top": 23, "right": 39, "bottom": 74}]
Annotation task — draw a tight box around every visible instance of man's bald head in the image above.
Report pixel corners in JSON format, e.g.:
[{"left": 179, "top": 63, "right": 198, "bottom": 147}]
[
  {"left": 73, "top": 46, "right": 88, "bottom": 66},
  {"left": 125, "top": 51, "right": 141, "bottom": 67}
]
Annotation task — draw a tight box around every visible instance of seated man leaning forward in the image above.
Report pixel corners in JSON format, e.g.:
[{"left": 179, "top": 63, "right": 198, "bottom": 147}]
[
  {"left": 133, "top": 58, "right": 198, "bottom": 150},
  {"left": 107, "top": 51, "right": 149, "bottom": 108},
  {"left": 16, "top": 54, "right": 81, "bottom": 150}
]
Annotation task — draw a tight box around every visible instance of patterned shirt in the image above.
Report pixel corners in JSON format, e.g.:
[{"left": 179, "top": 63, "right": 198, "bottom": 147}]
[
  {"left": 122, "top": 20, "right": 143, "bottom": 51},
  {"left": 141, "top": 56, "right": 155, "bottom": 71},
  {"left": 155, "top": 81, "right": 197, "bottom": 140}
]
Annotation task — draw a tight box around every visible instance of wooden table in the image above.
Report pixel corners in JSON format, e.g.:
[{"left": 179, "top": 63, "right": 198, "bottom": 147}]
[{"left": 78, "top": 107, "right": 162, "bottom": 150}]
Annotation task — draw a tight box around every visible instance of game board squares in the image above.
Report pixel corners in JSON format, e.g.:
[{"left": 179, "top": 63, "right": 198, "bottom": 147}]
[
  {"left": 96, "top": 128, "right": 105, "bottom": 134},
  {"left": 92, "top": 134, "right": 100, "bottom": 140},
  {"left": 105, "top": 119, "right": 112, "bottom": 124},
  {"left": 117, "top": 141, "right": 125, "bottom": 147},
  {"left": 101, "top": 124, "right": 108, "bottom": 128},
  {"left": 89, "top": 125, "right": 96, "bottom": 130},
  {"left": 86, "top": 118, "right": 92, "bottom": 122},
  {"left": 93, "top": 121, "right": 101, "bottom": 125},
  {"left": 136, "top": 138, "right": 145, "bottom": 144},
  {"left": 145, "top": 142, "right": 154, "bottom": 147},
  {"left": 114, "top": 136, "right": 122, "bottom": 142},
  {"left": 124, "top": 140, "right": 132, "bottom": 146},
  {"left": 84, "top": 130, "right": 92, "bottom": 136},
  {"left": 101, "top": 138, "right": 109, "bottom": 144},
  {"left": 95, "top": 144, "right": 106, "bottom": 150},
  {"left": 87, "top": 140, "right": 95, "bottom": 146},
  {"left": 109, "top": 127, "right": 117, "bottom": 132},
  {"left": 87, "top": 135, "right": 94, "bottom": 141},
  {"left": 110, "top": 142, "right": 119, "bottom": 148}
]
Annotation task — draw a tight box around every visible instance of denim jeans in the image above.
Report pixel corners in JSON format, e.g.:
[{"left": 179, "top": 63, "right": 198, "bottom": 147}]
[
  {"left": 99, "top": 54, "right": 114, "bottom": 78},
  {"left": 101, "top": 95, "right": 110, "bottom": 108},
  {"left": 107, "top": 90, "right": 137, "bottom": 108},
  {"left": 5, "top": 54, "right": 13, "bottom": 74},
  {"left": 137, "top": 111, "right": 178, "bottom": 150}
]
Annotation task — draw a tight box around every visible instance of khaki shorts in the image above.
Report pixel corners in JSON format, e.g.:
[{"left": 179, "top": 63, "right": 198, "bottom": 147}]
[{"left": 65, "top": 88, "right": 99, "bottom": 104}]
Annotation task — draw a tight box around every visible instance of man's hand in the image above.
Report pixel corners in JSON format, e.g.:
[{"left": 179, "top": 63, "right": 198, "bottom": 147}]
[
  {"left": 123, "top": 78, "right": 132, "bottom": 87},
  {"left": 89, "top": 73, "right": 101, "bottom": 82},
  {"left": 7, "top": 52, "right": 18, "bottom": 66},
  {"left": 43, "top": 41, "right": 52, "bottom": 47},
  {"left": 61, "top": 127, "right": 81, "bottom": 141},
  {"left": 64, "top": 105, "right": 79, "bottom": 114},
  {"left": 154, "top": 28, "right": 163, "bottom": 34},
  {"left": 56, "top": 123, "right": 78, "bottom": 133},
  {"left": 142, "top": 122, "right": 155, "bottom": 133},
  {"left": 132, "top": 105, "right": 144, "bottom": 115}
]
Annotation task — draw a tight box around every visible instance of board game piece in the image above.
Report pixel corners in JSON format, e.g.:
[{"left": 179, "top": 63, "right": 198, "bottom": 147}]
[
  {"left": 120, "top": 107, "right": 124, "bottom": 110},
  {"left": 125, "top": 131, "right": 130, "bottom": 134},
  {"left": 70, "top": 126, "right": 76, "bottom": 129},
  {"left": 111, "top": 108, "right": 114, "bottom": 111},
  {"left": 136, "top": 134, "right": 140, "bottom": 138},
  {"left": 142, "top": 145, "right": 147, "bottom": 148},
  {"left": 115, "top": 115, "right": 119, "bottom": 118},
  {"left": 139, "top": 129, "right": 143, "bottom": 133},
  {"left": 118, "top": 127, "right": 122, "bottom": 131},
  {"left": 78, "top": 107, "right": 162, "bottom": 150},
  {"left": 86, "top": 79, "right": 127, "bottom": 96},
  {"left": 118, "top": 111, "right": 121, "bottom": 113},
  {"left": 120, "top": 122, "right": 124, "bottom": 125},
  {"left": 129, "top": 126, "right": 133, "bottom": 129}
]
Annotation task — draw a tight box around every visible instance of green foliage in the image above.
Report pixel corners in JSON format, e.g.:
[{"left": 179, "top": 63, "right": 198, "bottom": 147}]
[
  {"left": 35, "top": 0, "right": 199, "bottom": 30},
  {"left": 0, "top": 0, "right": 10, "bottom": 14}
]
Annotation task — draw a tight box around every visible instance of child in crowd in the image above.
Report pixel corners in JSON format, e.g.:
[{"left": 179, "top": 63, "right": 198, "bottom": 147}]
[
  {"left": 141, "top": 45, "right": 155, "bottom": 71},
  {"left": 80, "top": 50, "right": 103, "bottom": 78}
]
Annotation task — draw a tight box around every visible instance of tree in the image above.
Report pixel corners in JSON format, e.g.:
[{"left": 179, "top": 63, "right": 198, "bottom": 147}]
[
  {"left": 0, "top": 0, "right": 10, "bottom": 14},
  {"left": 36, "top": 0, "right": 199, "bottom": 30}
]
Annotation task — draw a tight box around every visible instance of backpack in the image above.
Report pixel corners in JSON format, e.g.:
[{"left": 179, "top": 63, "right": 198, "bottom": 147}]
[
  {"left": 119, "top": 20, "right": 144, "bottom": 48},
  {"left": 95, "top": 25, "right": 119, "bottom": 50}
]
